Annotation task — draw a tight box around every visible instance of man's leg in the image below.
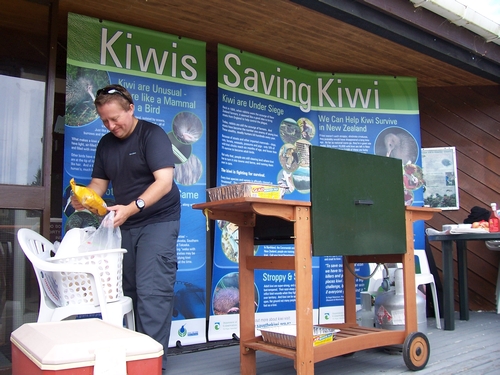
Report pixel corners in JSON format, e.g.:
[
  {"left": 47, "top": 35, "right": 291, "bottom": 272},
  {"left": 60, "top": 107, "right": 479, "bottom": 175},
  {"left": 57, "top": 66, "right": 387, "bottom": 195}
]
[{"left": 135, "top": 221, "right": 179, "bottom": 370}]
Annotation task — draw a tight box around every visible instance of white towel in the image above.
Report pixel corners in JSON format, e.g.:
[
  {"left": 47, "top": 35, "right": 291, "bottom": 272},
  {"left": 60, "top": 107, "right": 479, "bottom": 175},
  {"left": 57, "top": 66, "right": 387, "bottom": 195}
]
[{"left": 94, "top": 346, "right": 127, "bottom": 375}]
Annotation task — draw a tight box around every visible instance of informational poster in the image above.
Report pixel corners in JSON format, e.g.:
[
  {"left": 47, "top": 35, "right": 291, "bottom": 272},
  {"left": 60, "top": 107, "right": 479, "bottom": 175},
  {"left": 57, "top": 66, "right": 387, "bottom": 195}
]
[
  {"left": 64, "top": 13, "right": 207, "bottom": 347},
  {"left": 211, "top": 44, "right": 422, "bottom": 340},
  {"left": 422, "top": 146, "right": 459, "bottom": 210}
]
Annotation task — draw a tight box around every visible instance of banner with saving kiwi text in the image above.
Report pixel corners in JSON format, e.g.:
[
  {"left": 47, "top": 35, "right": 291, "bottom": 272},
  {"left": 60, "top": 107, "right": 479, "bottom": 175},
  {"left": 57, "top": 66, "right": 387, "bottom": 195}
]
[{"left": 210, "top": 44, "right": 422, "bottom": 340}]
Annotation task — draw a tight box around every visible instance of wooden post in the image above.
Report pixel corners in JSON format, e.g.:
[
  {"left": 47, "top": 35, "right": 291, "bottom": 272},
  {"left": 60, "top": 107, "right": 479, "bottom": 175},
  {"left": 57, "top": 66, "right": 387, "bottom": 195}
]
[
  {"left": 293, "top": 206, "right": 314, "bottom": 374},
  {"left": 239, "top": 224, "right": 257, "bottom": 375}
]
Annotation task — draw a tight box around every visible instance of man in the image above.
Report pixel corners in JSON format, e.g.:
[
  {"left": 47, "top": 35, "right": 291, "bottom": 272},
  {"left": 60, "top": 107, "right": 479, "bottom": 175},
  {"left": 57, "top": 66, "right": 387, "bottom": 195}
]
[{"left": 71, "top": 84, "right": 180, "bottom": 371}]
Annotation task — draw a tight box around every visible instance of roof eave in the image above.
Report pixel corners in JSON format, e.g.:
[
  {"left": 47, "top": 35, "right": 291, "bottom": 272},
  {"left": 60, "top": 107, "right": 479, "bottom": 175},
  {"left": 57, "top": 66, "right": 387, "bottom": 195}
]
[{"left": 291, "top": 0, "right": 500, "bottom": 84}]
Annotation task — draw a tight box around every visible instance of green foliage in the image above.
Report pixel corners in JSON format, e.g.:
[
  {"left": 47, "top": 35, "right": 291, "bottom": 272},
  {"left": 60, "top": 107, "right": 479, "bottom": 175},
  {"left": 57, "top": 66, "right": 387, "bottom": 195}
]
[{"left": 424, "top": 193, "right": 457, "bottom": 208}]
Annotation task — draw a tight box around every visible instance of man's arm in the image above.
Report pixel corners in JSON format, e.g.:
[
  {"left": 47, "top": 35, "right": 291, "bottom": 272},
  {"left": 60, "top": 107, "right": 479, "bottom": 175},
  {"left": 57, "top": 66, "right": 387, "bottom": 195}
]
[
  {"left": 136, "top": 167, "right": 174, "bottom": 208},
  {"left": 108, "top": 167, "right": 174, "bottom": 227}
]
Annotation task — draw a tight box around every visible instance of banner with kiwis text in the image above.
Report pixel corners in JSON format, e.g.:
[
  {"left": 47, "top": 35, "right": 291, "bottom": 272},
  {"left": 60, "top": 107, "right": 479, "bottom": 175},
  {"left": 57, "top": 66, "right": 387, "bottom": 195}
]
[
  {"left": 64, "top": 13, "right": 207, "bottom": 347},
  {"left": 209, "top": 44, "right": 422, "bottom": 340}
]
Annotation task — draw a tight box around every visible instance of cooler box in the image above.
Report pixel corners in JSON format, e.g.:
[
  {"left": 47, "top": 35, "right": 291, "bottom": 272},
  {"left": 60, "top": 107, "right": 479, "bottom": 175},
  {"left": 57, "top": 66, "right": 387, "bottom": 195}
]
[{"left": 11, "top": 319, "right": 163, "bottom": 375}]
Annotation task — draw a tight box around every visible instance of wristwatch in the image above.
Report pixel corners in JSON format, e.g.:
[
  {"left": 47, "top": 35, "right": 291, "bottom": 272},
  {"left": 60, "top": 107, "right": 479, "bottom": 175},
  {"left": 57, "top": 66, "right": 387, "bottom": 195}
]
[{"left": 135, "top": 198, "right": 145, "bottom": 212}]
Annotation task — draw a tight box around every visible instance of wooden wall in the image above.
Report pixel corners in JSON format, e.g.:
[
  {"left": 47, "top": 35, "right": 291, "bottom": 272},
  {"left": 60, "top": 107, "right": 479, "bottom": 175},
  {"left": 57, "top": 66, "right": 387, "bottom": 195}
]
[{"left": 419, "top": 85, "right": 500, "bottom": 311}]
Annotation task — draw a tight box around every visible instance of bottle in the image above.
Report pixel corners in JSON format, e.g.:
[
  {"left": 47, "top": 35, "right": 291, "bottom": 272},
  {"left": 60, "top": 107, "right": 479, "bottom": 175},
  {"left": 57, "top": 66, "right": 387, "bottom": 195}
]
[{"left": 489, "top": 203, "right": 500, "bottom": 233}]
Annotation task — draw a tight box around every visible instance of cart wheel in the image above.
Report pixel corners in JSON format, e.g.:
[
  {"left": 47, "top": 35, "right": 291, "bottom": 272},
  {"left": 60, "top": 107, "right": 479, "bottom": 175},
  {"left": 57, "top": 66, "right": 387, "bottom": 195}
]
[{"left": 403, "top": 332, "right": 430, "bottom": 371}]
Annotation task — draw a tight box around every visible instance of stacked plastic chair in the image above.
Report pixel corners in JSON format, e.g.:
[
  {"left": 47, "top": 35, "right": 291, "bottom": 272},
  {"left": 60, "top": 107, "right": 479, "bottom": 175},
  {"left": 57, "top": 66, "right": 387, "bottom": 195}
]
[
  {"left": 17, "top": 228, "right": 134, "bottom": 329},
  {"left": 486, "top": 240, "right": 500, "bottom": 314},
  {"left": 414, "top": 249, "right": 441, "bottom": 329}
]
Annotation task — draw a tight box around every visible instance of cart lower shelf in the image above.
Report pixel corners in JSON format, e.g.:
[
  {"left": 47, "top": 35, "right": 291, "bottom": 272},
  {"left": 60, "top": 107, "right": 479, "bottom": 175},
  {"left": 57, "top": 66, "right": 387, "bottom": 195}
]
[{"left": 244, "top": 326, "right": 429, "bottom": 371}]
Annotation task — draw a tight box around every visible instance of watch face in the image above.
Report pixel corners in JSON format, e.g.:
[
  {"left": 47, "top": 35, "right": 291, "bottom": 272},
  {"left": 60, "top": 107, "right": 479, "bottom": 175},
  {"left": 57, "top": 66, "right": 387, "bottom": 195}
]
[{"left": 136, "top": 199, "right": 145, "bottom": 209}]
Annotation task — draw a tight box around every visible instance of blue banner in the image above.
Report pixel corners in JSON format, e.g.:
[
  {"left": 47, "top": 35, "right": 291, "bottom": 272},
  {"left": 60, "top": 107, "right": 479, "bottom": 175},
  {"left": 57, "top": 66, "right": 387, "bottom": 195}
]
[
  {"left": 211, "top": 44, "right": 422, "bottom": 339},
  {"left": 64, "top": 13, "right": 207, "bottom": 347}
]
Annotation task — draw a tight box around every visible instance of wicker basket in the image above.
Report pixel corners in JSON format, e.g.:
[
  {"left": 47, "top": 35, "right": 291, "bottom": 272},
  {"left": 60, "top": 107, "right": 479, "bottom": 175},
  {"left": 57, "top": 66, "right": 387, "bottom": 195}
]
[
  {"left": 207, "top": 182, "right": 284, "bottom": 201},
  {"left": 47, "top": 249, "right": 126, "bottom": 306},
  {"left": 260, "top": 325, "right": 339, "bottom": 348}
]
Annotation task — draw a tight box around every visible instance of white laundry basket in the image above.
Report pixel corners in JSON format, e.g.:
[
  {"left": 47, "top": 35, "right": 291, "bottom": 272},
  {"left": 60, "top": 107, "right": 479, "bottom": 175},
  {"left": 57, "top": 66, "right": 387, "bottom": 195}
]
[{"left": 47, "top": 249, "right": 126, "bottom": 306}]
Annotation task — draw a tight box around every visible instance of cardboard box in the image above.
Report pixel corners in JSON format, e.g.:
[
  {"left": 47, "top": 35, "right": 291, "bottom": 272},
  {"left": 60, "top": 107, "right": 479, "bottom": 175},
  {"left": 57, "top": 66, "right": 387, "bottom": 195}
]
[
  {"left": 207, "top": 183, "right": 284, "bottom": 201},
  {"left": 11, "top": 319, "right": 163, "bottom": 375},
  {"left": 260, "top": 325, "right": 339, "bottom": 349}
]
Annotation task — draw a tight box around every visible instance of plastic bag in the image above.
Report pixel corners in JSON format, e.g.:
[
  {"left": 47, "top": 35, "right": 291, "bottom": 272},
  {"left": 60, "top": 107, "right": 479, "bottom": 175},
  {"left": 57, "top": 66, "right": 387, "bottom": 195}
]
[
  {"left": 52, "top": 212, "right": 121, "bottom": 258},
  {"left": 79, "top": 211, "right": 122, "bottom": 252},
  {"left": 53, "top": 226, "right": 96, "bottom": 259},
  {"left": 70, "top": 178, "right": 108, "bottom": 216}
]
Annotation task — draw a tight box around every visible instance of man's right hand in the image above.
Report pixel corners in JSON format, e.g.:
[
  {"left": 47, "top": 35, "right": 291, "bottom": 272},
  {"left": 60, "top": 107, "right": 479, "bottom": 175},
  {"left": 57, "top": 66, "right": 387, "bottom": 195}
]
[{"left": 70, "top": 194, "right": 85, "bottom": 211}]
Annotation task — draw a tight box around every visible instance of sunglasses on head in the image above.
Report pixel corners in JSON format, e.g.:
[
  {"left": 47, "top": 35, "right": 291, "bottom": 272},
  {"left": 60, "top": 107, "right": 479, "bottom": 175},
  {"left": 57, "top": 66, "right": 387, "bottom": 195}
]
[{"left": 96, "top": 87, "right": 132, "bottom": 104}]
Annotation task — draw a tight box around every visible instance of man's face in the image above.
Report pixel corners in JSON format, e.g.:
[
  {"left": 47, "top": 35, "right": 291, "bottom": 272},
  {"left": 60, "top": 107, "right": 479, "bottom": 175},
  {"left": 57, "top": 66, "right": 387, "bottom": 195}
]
[{"left": 97, "top": 101, "right": 135, "bottom": 139}]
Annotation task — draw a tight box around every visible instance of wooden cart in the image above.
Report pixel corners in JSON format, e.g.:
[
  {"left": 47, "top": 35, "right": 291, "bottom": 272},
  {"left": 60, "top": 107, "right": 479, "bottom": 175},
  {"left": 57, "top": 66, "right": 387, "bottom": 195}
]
[
  {"left": 193, "top": 198, "right": 439, "bottom": 375},
  {"left": 195, "top": 146, "right": 439, "bottom": 374}
]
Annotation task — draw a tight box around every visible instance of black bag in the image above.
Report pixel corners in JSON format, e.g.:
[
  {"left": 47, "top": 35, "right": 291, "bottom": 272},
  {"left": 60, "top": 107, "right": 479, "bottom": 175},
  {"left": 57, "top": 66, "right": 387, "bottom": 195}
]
[{"left": 463, "top": 206, "right": 490, "bottom": 224}]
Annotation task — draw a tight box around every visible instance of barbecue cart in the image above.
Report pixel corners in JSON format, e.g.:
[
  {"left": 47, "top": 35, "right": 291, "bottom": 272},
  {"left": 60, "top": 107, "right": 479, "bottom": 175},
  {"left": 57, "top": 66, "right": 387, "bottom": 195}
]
[{"left": 193, "top": 146, "right": 439, "bottom": 375}]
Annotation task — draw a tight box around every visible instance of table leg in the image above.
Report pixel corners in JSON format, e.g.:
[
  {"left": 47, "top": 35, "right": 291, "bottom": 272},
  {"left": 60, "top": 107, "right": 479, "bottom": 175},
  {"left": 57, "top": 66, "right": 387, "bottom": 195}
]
[
  {"left": 442, "top": 240, "right": 455, "bottom": 330},
  {"left": 293, "top": 206, "right": 314, "bottom": 375},
  {"left": 456, "top": 240, "right": 469, "bottom": 321},
  {"left": 238, "top": 226, "right": 257, "bottom": 375}
]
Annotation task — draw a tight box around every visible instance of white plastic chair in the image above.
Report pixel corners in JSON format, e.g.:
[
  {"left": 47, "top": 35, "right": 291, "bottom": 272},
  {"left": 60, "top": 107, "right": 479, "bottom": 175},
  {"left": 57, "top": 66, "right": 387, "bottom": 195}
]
[
  {"left": 17, "top": 228, "right": 135, "bottom": 330},
  {"left": 414, "top": 249, "right": 441, "bottom": 329}
]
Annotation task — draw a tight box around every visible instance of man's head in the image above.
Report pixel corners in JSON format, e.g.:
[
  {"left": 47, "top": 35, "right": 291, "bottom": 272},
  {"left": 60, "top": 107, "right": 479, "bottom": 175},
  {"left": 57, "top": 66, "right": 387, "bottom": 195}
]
[
  {"left": 95, "top": 84, "right": 134, "bottom": 109},
  {"left": 94, "top": 84, "right": 137, "bottom": 139}
]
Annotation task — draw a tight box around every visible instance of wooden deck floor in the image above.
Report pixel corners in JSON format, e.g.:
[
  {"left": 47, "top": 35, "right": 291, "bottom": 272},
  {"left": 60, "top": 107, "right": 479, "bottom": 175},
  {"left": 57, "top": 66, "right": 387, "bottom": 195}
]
[{"left": 165, "top": 311, "right": 500, "bottom": 374}]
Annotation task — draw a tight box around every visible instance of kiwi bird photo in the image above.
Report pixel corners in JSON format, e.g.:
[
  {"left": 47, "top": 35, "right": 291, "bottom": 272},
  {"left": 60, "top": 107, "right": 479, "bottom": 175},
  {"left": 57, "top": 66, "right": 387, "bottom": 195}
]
[
  {"left": 65, "top": 67, "right": 109, "bottom": 126},
  {"left": 172, "top": 111, "right": 203, "bottom": 144},
  {"left": 375, "top": 128, "right": 418, "bottom": 164}
]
